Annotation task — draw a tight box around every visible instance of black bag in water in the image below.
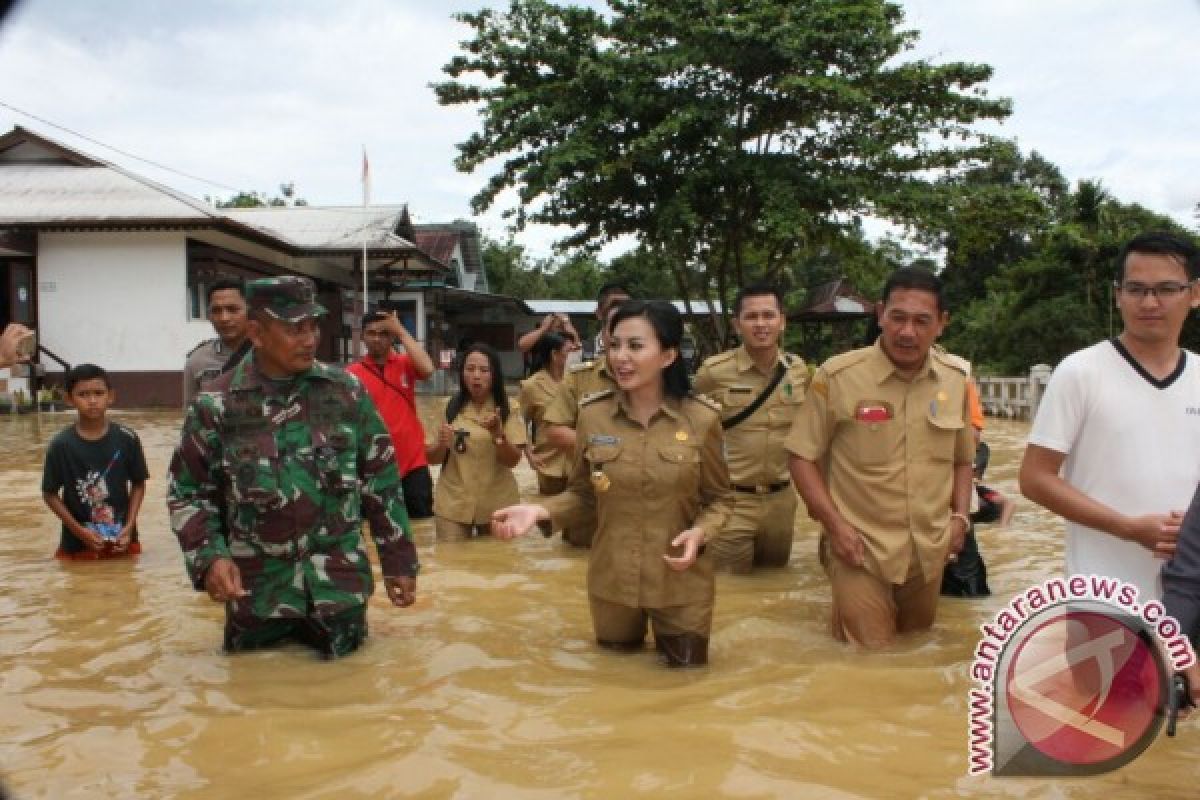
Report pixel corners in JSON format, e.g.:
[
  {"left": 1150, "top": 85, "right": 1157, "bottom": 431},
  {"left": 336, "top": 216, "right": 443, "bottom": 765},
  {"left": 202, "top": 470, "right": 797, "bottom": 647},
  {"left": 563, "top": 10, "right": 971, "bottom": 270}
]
[{"left": 941, "top": 527, "right": 991, "bottom": 597}]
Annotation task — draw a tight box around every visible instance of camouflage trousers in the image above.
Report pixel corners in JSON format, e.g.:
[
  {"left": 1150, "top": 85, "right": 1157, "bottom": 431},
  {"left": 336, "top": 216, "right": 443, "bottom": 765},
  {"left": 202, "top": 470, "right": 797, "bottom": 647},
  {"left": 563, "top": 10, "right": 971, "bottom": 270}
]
[{"left": 223, "top": 604, "right": 368, "bottom": 659}]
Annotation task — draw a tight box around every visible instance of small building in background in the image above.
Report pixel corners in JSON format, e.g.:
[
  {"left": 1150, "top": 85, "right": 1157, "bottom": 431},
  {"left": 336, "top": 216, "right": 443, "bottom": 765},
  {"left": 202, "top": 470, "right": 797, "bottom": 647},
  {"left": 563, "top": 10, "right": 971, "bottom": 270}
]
[{"left": 0, "top": 125, "right": 522, "bottom": 406}]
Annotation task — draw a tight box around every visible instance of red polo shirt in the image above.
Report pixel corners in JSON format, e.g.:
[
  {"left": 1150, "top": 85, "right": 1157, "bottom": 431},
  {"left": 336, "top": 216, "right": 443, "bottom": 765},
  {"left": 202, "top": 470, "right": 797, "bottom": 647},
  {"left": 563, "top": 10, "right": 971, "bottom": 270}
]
[{"left": 347, "top": 353, "right": 429, "bottom": 475}]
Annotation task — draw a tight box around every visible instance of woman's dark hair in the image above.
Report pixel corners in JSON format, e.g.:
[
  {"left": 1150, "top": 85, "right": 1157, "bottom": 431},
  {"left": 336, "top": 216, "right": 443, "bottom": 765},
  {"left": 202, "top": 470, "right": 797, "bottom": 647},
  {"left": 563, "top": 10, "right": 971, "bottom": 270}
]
[
  {"left": 446, "top": 342, "right": 509, "bottom": 424},
  {"left": 607, "top": 300, "right": 690, "bottom": 398},
  {"left": 529, "top": 331, "right": 568, "bottom": 376}
]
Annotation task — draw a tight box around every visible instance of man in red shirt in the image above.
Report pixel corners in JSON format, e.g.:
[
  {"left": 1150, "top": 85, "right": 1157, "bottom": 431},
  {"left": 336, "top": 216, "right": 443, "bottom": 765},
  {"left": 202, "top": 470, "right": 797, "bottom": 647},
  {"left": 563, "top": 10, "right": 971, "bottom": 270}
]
[{"left": 348, "top": 309, "right": 436, "bottom": 518}]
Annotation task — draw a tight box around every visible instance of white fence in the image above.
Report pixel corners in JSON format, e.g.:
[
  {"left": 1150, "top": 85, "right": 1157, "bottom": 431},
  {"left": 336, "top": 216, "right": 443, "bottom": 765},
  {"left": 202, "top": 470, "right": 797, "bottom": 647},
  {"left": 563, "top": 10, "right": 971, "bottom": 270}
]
[{"left": 975, "top": 364, "right": 1052, "bottom": 421}]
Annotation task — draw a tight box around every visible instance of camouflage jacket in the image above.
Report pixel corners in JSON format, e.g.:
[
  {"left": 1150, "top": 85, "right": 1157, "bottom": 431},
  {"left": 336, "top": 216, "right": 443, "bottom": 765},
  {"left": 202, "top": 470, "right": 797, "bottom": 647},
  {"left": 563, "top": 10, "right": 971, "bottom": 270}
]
[{"left": 167, "top": 354, "right": 418, "bottom": 620}]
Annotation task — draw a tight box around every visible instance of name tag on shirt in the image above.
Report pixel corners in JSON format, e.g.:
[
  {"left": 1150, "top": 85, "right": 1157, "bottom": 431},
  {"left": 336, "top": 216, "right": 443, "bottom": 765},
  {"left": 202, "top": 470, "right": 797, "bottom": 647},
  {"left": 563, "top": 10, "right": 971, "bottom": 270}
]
[{"left": 854, "top": 401, "right": 893, "bottom": 423}]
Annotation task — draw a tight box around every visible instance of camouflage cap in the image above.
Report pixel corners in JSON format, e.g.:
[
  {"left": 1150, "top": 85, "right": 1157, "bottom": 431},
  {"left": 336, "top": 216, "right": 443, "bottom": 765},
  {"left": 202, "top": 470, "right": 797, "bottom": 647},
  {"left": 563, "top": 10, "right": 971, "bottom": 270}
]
[{"left": 245, "top": 276, "right": 327, "bottom": 322}]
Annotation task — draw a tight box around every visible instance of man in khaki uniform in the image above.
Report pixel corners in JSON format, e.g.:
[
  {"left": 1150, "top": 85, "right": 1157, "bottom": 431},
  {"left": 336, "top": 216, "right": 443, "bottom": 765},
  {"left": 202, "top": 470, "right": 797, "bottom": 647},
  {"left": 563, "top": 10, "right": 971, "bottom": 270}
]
[
  {"left": 787, "top": 268, "right": 974, "bottom": 648},
  {"left": 694, "top": 283, "right": 809, "bottom": 572},
  {"left": 183, "top": 279, "right": 251, "bottom": 408}
]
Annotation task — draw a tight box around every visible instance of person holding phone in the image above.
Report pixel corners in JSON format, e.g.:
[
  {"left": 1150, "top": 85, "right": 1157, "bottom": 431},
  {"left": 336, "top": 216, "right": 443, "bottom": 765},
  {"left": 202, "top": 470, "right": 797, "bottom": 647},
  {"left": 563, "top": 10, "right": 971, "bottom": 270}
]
[{"left": 427, "top": 343, "right": 526, "bottom": 540}]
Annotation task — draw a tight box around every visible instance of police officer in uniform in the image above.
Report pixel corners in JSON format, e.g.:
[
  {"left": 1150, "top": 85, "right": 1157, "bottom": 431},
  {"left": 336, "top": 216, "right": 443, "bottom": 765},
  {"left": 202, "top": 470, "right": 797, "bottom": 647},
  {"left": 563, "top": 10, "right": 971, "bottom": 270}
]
[
  {"left": 493, "top": 301, "right": 733, "bottom": 667},
  {"left": 182, "top": 279, "right": 252, "bottom": 408},
  {"left": 168, "top": 276, "right": 419, "bottom": 659},
  {"left": 787, "top": 268, "right": 973, "bottom": 648},
  {"left": 539, "top": 291, "right": 630, "bottom": 546},
  {"left": 693, "top": 283, "right": 808, "bottom": 573}
]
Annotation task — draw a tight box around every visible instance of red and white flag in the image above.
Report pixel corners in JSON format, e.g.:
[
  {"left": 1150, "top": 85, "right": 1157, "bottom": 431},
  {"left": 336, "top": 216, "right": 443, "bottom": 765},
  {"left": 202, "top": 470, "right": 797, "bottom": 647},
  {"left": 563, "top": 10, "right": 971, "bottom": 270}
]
[{"left": 361, "top": 146, "right": 370, "bottom": 207}]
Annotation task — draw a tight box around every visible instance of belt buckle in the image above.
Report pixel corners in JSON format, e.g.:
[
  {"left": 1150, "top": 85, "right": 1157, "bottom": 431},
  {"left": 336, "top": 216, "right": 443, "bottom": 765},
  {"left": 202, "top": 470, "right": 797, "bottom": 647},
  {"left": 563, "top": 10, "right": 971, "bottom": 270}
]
[{"left": 755, "top": 484, "right": 769, "bottom": 494}]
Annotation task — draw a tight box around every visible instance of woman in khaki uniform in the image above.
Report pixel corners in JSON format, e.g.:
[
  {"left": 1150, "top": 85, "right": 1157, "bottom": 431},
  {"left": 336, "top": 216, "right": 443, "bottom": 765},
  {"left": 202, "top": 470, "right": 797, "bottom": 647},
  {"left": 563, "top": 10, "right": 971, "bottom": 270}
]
[
  {"left": 518, "top": 332, "right": 589, "bottom": 546},
  {"left": 493, "top": 301, "right": 732, "bottom": 667},
  {"left": 427, "top": 343, "right": 526, "bottom": 540}
]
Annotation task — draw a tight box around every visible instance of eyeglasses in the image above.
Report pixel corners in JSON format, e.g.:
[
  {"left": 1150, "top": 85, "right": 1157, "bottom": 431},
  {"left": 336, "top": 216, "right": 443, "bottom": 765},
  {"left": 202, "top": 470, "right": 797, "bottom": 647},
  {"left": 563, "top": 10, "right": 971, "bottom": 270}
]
[{"left": 1115, "top": 281, "right": 1195, "bottom": 300}]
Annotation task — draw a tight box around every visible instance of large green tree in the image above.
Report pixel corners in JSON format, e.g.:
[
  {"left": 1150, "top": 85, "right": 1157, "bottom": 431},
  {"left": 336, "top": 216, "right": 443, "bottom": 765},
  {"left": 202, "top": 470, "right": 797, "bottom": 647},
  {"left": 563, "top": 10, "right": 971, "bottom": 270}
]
[
  {"left": 435, "top": 0, "right": 1011, "bottom": 349},
  {"left": 947, "top": 184, "right": 1196, "bottom": 372}
]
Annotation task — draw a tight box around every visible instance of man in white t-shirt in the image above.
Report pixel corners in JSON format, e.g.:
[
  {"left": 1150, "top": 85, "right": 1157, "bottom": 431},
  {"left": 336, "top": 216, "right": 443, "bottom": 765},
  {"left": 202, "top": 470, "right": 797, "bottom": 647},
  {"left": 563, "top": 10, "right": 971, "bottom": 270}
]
[{"left": 1020, "top": 231, "right": 1200, "bottom": 600}]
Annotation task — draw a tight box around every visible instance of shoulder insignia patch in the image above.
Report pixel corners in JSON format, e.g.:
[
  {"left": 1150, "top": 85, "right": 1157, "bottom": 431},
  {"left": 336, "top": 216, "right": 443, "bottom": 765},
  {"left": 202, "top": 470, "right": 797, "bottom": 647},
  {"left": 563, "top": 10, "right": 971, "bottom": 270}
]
[
  {"left": 702, "top": 350, "right": 736, "bottom": 367},
  {"left": 186, "top": 338, "right": 215, "bottom": 358},
  {"left": 580, "top": 388, "right": 614, "bottom": 405},
  {"left": 933, "top": 348, "right": 972, "bottom": 376},
  {"left": 569, "top": 360, "right": 596, "bottom": 374},
  {"left": 823, "top": 347, "right": 871, "bottom": 377}
]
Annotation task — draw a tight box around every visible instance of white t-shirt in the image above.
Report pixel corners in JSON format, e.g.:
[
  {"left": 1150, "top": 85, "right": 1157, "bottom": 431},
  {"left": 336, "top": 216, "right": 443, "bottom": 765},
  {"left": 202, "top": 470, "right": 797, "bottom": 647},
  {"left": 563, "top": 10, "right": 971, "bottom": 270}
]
[{"left": 1028, "top": 340, "right": 1200, "bottom": 600}]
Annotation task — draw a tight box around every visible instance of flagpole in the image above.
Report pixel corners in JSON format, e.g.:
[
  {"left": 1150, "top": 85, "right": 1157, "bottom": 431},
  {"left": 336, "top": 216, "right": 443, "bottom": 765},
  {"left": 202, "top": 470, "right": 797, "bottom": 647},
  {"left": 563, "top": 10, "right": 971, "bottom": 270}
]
[{"left": 358, "top": 146, "right": 370, "bottom": 361}]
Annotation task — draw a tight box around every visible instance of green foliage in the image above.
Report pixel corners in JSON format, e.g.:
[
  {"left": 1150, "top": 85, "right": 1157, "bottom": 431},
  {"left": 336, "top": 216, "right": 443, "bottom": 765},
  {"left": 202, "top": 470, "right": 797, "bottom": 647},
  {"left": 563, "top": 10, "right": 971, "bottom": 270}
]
[
  {"left": 943, "top": 179, "right": 1197, "bottom": 373},
  {"left": 480, "top": 237, "right": 551, "bottom": 297},
  {"left": 211, "top": 183, "right": 308, "bottom": 208},
  {"left": 436, "top": 0, "right": 1010, "bottom": 349}
]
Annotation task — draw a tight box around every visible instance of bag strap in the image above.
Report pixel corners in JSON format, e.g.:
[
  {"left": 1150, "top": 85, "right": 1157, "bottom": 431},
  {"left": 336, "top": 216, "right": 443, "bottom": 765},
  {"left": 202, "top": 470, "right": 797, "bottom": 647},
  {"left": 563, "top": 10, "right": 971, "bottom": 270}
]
[
  {"left": 361, "top": 359, "right": 418, "bottom": 413},
  {"left": 721, "top": 360, "right": 787, "bottom": 430}
]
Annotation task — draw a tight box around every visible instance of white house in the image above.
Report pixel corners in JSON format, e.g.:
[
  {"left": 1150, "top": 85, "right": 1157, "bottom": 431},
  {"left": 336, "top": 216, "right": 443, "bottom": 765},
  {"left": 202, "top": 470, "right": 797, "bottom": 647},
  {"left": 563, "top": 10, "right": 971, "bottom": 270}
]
[{"left": 0, "top": 125, "right": 528, "bottom": 406}]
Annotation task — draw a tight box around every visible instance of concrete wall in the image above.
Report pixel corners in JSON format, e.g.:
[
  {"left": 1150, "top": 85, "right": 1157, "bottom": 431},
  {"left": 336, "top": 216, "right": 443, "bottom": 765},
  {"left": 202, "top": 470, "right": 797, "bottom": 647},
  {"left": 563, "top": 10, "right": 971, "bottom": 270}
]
[{"left": 37, "top": 231, "right": 205, "bottom": 371}]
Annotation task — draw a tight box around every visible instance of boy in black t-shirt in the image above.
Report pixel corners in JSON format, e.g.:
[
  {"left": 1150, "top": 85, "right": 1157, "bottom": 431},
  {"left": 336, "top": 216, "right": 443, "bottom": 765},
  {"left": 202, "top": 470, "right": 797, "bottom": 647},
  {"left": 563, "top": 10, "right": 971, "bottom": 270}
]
[{"left": 42, "top": 364, "right": 149, "bottom": 560}]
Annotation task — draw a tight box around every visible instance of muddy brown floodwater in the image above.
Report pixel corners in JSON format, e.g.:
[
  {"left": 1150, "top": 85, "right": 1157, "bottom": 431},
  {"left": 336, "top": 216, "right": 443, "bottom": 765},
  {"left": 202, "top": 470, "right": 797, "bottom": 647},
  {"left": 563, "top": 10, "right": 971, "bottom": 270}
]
[{"left": 1, "top": 405, "right": 1198, "bottom": 799}]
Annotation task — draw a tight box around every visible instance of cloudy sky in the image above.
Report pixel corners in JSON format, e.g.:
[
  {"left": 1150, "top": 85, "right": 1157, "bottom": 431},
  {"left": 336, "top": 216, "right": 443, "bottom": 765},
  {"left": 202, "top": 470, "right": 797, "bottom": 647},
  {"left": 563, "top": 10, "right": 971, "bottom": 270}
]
[{"left": 0, "top": 0, "right": 1196, "bottom": 257}]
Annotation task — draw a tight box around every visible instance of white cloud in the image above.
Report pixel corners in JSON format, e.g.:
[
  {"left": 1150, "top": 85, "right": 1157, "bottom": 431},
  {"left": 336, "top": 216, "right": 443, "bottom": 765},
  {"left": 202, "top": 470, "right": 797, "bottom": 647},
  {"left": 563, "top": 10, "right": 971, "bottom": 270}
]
[{"left": 0, "top": 0, "right": 1195, "bottom": 264}]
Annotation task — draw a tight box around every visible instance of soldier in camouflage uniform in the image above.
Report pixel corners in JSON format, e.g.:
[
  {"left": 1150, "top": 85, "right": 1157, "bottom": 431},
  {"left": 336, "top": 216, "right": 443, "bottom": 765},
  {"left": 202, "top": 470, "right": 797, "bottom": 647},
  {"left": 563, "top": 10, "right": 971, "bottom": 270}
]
[{"left": 168, "top": 276, "right": 419, "bottom": 659}]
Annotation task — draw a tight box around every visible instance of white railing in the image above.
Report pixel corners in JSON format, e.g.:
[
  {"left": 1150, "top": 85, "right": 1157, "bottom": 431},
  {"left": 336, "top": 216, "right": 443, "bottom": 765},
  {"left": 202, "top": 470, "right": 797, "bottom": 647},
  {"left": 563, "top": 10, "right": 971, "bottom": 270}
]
[{"left": 975, "top": 365, "right": 1052, "bottom": 421}]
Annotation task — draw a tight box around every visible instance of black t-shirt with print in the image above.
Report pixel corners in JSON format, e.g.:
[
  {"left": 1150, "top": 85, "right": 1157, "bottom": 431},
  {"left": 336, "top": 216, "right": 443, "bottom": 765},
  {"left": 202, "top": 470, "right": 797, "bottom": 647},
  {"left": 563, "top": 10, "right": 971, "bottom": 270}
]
[{"left": 42, "top": 423, "right": 150, "bottom": 554}]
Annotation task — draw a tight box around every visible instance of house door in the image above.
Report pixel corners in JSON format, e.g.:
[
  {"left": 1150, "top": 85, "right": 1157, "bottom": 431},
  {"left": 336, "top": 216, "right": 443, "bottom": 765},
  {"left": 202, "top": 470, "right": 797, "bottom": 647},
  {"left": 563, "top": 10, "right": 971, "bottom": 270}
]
[{"left": 0, "top": 262, "right": 35, "bottom": 329}]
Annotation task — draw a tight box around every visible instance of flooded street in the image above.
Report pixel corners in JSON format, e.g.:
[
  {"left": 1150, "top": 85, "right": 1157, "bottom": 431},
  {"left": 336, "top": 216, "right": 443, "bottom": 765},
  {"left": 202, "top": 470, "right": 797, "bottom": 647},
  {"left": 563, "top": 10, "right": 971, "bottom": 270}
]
[{"left": 2, "top": 405, "right": 1198, "bottom": 798}]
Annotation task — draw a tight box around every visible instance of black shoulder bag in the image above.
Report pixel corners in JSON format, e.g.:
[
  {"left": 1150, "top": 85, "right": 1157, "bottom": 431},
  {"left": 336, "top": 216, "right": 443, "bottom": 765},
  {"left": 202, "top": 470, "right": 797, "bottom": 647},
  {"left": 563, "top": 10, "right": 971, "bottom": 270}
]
[{"left": 721, "top": 361, "right": 786, "bottom": 430}]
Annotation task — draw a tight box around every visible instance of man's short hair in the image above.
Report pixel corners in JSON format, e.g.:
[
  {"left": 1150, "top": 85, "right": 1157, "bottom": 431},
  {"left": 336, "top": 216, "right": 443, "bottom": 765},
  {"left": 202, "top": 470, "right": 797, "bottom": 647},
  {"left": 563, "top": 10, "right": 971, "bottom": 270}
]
[
  {"left": 733, "top": 282, "right": 784, "bottom": 316},
  {"left": 65, "top": 363, "right": 111, "bottom": 394},
  {"left": 206, "top": 279, "right": 245, "bottom": 305},
  {"left": 1115, "top": 231, "right": 1200, "bottom": 283},
  {"left": 881, "top": 267, "right": 946, "bottom": 313},
  {"left": 596, "top": 281, "right": 631, "bottom": 311},
  {"left": 361, "top": 308, "right": 390, "bottom": 331}
]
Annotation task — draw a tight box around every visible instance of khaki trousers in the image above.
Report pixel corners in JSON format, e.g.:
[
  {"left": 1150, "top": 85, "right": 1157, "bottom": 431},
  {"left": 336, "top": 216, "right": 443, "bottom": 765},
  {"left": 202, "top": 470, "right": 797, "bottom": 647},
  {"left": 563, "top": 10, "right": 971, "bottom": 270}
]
[
  {"left": 711, "top": 487, "right": 797, "bottom": 573},
  {"left": 821, "top": 536, "right": 942, "bottom": 648},
  {"left": 587, "top": 594, "right": 713, "bottom": 645}
]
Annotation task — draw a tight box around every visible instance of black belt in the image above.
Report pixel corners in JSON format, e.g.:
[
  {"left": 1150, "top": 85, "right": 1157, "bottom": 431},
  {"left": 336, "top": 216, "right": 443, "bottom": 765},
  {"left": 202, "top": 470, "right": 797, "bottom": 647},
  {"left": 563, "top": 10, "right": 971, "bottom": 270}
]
[{"left": 732, "top": 481, "right": 790, "bottom": 495}]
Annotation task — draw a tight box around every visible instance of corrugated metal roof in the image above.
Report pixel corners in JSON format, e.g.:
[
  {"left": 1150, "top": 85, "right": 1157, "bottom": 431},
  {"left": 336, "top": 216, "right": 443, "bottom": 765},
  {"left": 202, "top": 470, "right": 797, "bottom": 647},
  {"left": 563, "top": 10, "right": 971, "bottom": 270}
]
[
  {"left": 413, "top": 229, "right": 460, "bottom": 265},
  {"left": 0, "top": 164, "right": 218, "bottom": 223},
  {"left": 223, "top": 206, "right": 415, "bottom": 251},
  {"left": 527, "top": 300, "right": 724, "bottom": 315}
]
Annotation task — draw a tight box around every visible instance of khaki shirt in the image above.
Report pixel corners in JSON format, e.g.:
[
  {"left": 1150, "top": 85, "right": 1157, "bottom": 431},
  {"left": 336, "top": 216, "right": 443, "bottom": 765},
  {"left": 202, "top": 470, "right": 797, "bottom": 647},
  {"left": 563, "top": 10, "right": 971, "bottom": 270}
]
[
  {"left": 693, "top": 345, "right": 809, "bottom": 486},
  {"left": 544, "top": 391, "right": 733, "bottom": 608},
  {"left": 542, "top": 359, "right": 617, "bottom": 429},
  {"left": 182, "top": 338, "right": 249, "bottom": 409},
  {"left": 433, "top": 397, "right": 528, "bottom": 524},
  {"left": 519, "top": 369, "right": 571, "bottom": 480},
  {"left": 784, "top": 341, "right": 974, "bottom": 584}
]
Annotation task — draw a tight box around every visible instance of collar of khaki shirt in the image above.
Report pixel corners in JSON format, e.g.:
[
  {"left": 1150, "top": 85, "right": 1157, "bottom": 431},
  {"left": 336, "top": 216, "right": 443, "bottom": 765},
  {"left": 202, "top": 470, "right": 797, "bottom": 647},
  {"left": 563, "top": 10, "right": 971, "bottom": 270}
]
[
  {"left": 608, "top": 391, "right": 684, "bottom": 424},
  {"left": 733, "top": 343, "right": 788, "bottom": 377},
  {"left": 865, "top": 339, "right": 941, "bottom": 385}
]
